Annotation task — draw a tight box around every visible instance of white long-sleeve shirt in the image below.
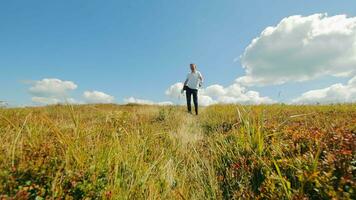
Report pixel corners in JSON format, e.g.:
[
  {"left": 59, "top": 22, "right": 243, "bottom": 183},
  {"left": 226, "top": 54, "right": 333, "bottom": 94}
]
[{"left": 185, "top": 71, "right": 203, "bottom": 90}]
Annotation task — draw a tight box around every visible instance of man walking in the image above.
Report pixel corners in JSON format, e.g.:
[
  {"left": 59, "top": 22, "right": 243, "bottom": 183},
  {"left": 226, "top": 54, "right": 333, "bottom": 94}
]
[{"left": 182, "top": 63, "right": 203, "bottom": 115}]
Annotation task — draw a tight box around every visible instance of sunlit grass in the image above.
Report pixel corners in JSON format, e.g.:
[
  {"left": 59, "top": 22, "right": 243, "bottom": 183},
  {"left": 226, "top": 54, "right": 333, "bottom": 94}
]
[{"left": 0, "top": 104, "right": 355, "bottom": 199}]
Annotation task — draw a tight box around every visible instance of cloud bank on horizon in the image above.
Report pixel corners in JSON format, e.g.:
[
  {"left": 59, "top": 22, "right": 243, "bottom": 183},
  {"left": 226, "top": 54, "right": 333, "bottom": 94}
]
[
  {"left": 123, "top": 97, "right": 173, "bottom": 105},
  {"left": 165, "top": 82, "right": 275, "bottom": 106},
  {"left": 26, "top": 13, "right": 356, "bottom": 106},
  {"left": 83, "top": 91, "right": 115, "bottom": 104},
  {"left": 292, "top": 76, "right": 356, "bottom": 104},
  {"left": 28, "top": 78, "right": 114, "bottom": 105}
]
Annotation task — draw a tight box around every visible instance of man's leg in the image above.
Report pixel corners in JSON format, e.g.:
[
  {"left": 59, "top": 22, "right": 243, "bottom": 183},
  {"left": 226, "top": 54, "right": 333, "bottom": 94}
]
[
  {"left": 186, "top": 88, "right": 192, "bottom": 113},
  {"left": 192, "top": 89, "right": 198, "bottom": 115}
]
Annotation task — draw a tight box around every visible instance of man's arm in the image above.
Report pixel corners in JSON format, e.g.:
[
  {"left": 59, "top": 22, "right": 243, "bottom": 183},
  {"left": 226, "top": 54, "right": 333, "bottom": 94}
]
[
  {"left": 199, "top": 72, "right": 204, "bottom": 86},
  {"left": 181, "top": 78, "right": 189, "bottom": 94},
  {"left": 184, "top": 78, "right": 188, "bottom": 86},
  {"left": 184, "top": 73, "right": 189, "bottom": 86}
]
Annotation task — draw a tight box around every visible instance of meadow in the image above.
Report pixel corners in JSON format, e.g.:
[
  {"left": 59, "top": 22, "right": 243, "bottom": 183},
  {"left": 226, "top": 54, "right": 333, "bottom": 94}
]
[{"left": 0, "top": 104, "right": 355, "bottom": 199}]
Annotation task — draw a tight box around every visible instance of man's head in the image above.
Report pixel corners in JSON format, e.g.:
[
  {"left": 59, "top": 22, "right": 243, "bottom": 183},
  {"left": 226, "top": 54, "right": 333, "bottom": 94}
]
[{"left": 190, "top": 63, "right": 196, "bottom": 72}]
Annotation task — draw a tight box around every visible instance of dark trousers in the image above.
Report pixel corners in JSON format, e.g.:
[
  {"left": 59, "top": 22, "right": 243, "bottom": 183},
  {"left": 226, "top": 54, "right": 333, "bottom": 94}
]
[{"left": 186, "top": 87, "right": 198, "bottom": 115}]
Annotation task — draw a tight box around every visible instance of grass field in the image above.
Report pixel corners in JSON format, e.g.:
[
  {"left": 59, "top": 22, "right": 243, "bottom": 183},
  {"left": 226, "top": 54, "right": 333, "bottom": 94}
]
[{"left": 0, "top": 104, "right": 355, "bottom": 199}]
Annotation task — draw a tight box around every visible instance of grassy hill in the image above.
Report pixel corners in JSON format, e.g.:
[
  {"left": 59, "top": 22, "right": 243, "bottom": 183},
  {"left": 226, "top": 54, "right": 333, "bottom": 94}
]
[{"left": 0, "top": 104, "right": 355, "bottom": 199}]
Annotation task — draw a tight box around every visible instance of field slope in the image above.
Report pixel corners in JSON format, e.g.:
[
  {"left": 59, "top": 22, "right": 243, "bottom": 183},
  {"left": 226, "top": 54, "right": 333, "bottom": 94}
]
[{"left": 0, "top": 104, "right": 355, "bottom": 199}]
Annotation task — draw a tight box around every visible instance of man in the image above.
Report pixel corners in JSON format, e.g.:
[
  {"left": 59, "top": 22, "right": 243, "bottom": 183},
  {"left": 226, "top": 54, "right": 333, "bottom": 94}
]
[{"left": 181, "top": 63, "right": 203, "bottom": 115}]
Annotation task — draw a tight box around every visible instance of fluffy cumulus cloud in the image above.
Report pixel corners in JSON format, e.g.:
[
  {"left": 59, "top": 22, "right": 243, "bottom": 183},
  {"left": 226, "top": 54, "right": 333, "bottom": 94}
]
[
  {"left": 165, "top": 82, "right": 274, "bottom": 106},
  {"left": 237, "top": 13, "right": 356, "bottom": 86},
  {"left": 292, "top": 76, "right": 356, "bottom": 104},
  {"left": 165, "top": 83, "right": 185, "bottom": 99},
  {"left": 29, "top": 78, "right": 77, "bottom": 97},
  {"left": 123, "top": 97, "right": 173, "bottom": 105},
  {"left": 28, "top": 78, "right": 116, "bottom": 105},
  {"left": 83, "top": 91, "right": 115, "bottom": 103},
  {"left": 29, "top": 78, "right": 78, "bottom": 105}
]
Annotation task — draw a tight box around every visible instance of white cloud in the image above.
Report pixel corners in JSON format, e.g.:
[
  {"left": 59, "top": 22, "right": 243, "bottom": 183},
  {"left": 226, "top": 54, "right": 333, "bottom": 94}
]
[
  {"left": 29, "top": 78, "right": 78, "bottom": 105},
  {"left": 198, "top": 95, "right": 216, "bottom": 106},
  {"left": 29, "top": 78, "right": 77, "bottom": 97},
  {"left": 83, "top": 91, "right": 115, "bottom": 103},
  {"left": 165, "top": 82, "right": 274, "bottom": 106},
  {"left": 123, "top": 97, "right": 173, "bottom": 105},
  {"left": 28, "top": 79, "right": 114, "bottom": 105},
  {"left": 292, "top": 76, "right": 356, "bottom": 104},
  {"left": 165, "top": 82, "right": 184, "bottom": 99},
  {"left": 203, "top": 85, "right": 226, "bottom": 98},
  {"left": 237, "top": 13, "right": 356, "bottom": 86},
  {"left": 201, "top": 83, "right": 275, "bottom": 105}
]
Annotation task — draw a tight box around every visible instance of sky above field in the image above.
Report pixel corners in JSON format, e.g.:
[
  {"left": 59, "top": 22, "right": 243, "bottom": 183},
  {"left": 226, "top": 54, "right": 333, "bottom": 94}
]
[{"left": 1, "top": 0, "right": 356, "bottom": 107}]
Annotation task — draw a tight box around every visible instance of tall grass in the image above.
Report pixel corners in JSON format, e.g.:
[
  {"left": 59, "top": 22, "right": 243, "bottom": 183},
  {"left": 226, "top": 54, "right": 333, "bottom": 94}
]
[{"left": 0, "top": 104, "right": 355, "bottom": 199}]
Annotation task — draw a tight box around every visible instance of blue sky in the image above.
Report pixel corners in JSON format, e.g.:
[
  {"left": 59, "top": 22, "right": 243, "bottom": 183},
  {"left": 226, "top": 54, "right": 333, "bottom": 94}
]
[{"left": 1, "top": 0, "right": 356, "bottom": 106}]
